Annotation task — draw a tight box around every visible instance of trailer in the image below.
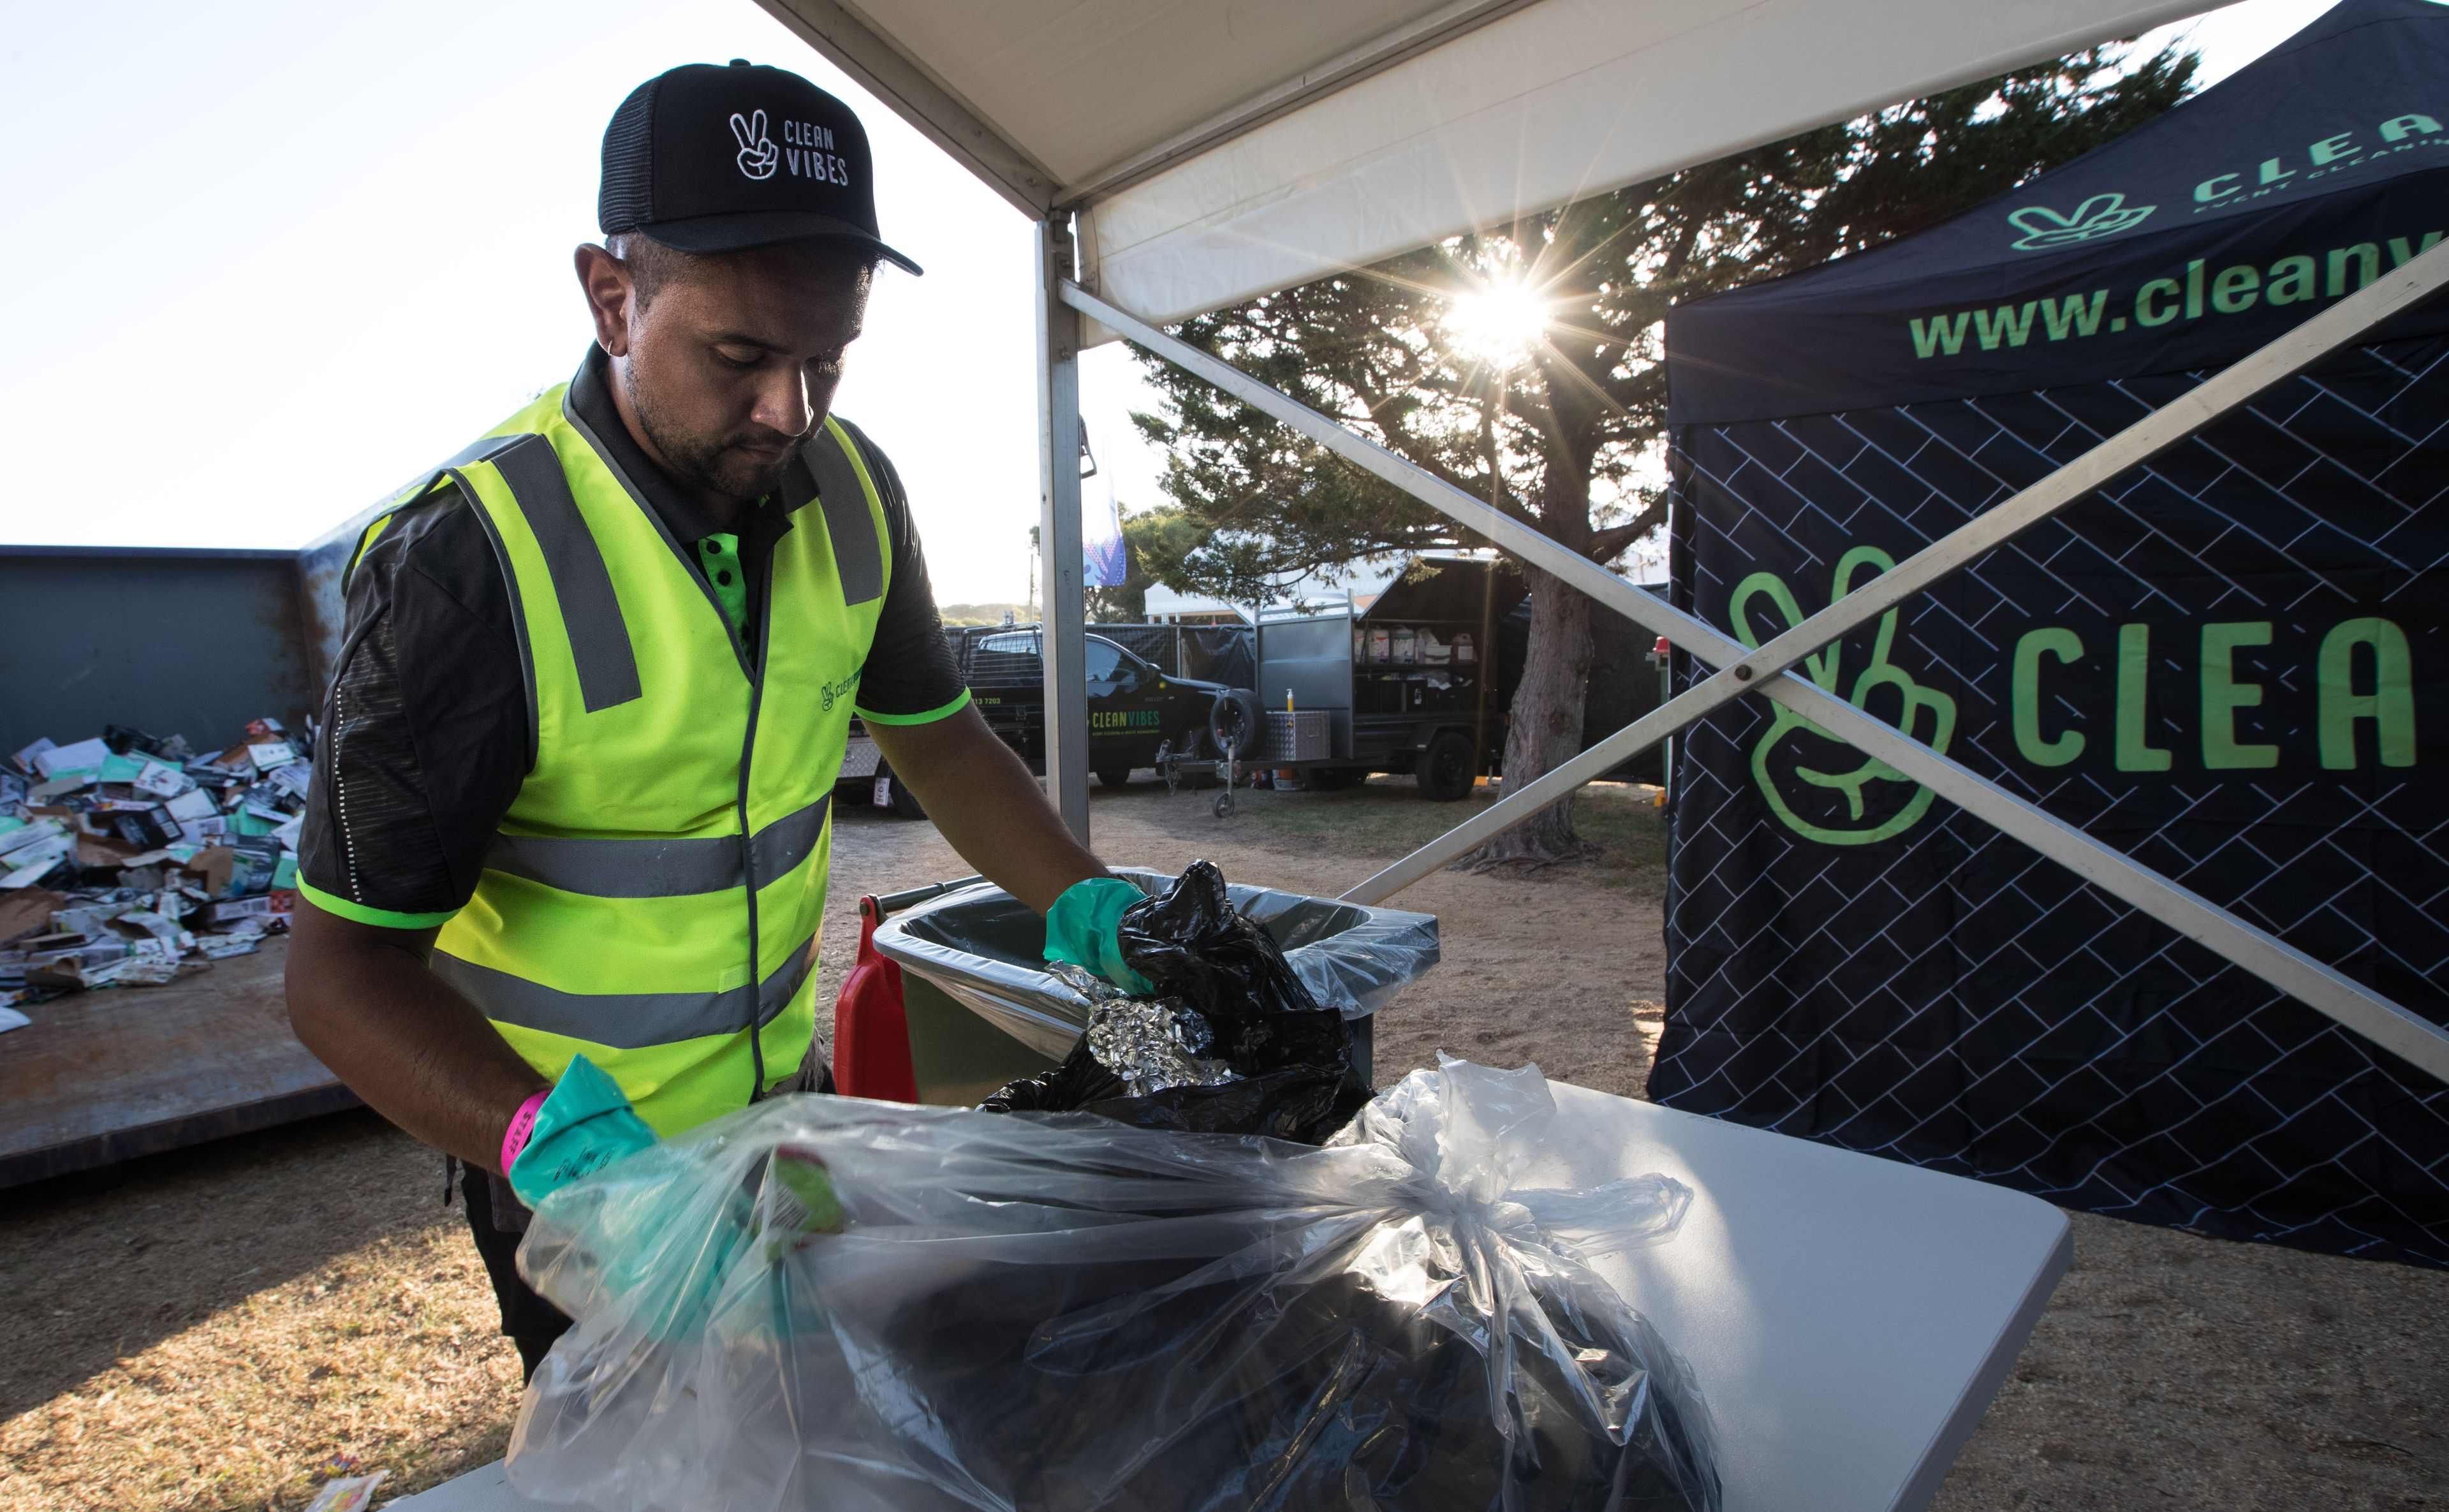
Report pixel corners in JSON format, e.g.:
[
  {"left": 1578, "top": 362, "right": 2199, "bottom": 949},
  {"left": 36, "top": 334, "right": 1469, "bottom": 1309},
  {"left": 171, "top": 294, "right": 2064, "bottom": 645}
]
[
  {"left": 1239, "top": 556, "right": 1520, "bottom": 800},
  {"left": 1239, "top": 556, "right": 1667, "bottom": 801}
]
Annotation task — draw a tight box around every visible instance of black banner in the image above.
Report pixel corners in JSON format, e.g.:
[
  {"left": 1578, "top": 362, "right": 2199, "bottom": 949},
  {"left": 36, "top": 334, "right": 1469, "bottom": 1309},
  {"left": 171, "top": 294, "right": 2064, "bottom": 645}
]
[
  {"left": 1665, "top": 0, "right": 2449, "bottom": 424},
  {"left": 1654, "top": 340, "right": 2449, "bottom": 1266}
]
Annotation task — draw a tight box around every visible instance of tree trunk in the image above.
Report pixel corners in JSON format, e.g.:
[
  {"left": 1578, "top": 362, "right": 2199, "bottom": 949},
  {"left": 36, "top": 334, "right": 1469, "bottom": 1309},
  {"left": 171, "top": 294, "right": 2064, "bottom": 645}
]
[{"left": 1465, "top": 561, "right": 1596, "bottom": 869}]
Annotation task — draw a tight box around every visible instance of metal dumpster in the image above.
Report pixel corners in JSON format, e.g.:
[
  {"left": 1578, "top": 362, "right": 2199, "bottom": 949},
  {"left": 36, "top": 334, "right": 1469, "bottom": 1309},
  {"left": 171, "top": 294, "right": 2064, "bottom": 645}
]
[
  {"left": 872, "top": 867, "right": 1438, "bottom": 1105},
  {"left": 0, "top": 540, "right": 369, "bottom": 1185}
]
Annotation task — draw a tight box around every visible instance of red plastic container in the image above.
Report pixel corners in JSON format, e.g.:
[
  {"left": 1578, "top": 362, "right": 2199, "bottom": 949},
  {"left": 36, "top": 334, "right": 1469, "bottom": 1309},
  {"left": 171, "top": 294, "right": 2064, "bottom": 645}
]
[{"left": 831, "top": 895, "right": 918, "bottom": 1102}]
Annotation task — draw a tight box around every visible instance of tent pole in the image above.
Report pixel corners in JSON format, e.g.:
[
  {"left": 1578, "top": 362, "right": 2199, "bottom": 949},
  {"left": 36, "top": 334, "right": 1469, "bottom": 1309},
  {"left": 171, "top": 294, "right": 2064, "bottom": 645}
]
[
  {"left": 1059, "top": 260, "right": 2449, "bottom": 1084},
  {"left": 1037, "top": 219, "right": 1091, "bottom": 843}
]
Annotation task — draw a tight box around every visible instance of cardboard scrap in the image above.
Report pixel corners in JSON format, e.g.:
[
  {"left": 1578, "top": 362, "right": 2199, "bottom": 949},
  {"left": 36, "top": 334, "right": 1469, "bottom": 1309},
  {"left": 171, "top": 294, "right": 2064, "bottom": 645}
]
[
  {"left": 0, "top": 887, "right": 68, "bottom": 945},
  {"left": 32, "top": 737, "right": 108, "bottom": 778}
]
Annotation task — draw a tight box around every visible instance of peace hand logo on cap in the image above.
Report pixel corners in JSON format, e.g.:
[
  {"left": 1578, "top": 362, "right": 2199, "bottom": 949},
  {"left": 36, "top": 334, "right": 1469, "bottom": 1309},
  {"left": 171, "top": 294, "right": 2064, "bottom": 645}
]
[{"left": 731, "top": 109, "right": 779, "bottom": 180}]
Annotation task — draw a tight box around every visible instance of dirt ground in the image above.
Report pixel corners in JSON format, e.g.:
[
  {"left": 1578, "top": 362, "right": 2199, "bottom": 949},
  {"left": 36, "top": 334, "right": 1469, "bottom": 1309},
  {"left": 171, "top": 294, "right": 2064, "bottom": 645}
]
[{"left": 2, "top": 776, "right": 2442, "bottom": 1510}]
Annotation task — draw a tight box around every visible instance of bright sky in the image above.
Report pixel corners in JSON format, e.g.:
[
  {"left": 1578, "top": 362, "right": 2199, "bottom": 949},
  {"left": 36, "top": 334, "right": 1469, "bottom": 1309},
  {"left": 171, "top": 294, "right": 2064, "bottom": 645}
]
[{"left": 0, "top": 0, "right": 2338, "bottom": 605}]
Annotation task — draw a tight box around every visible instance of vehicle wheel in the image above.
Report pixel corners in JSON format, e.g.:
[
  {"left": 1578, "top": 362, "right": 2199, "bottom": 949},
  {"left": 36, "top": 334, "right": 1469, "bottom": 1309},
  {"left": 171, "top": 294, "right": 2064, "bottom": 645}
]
[
  {"left": 1096, "top": 765, "right": 1134, "bottom": 789},
  {"left": 875, "top": 762, "right": 929, "bottom": 819},
  {"left": 1305, "top": 766, "right": 1360, "bottom": 791},
  {"left": 1213, "top": 791, "right": 1235, "bottom": 819},
  {"left": 1208, "top": 689, "right": 1266, "bottom": 763},
  {"left": 1414, "top": 731, "right": 1476, "bottom": 802}
]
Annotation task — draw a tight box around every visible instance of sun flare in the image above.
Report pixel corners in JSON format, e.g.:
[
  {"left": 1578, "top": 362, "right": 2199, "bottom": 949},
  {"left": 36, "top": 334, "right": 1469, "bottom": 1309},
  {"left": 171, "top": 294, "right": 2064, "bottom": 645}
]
[{"left": 1444, "top": 277, "right": 1552, "bottom": 369}]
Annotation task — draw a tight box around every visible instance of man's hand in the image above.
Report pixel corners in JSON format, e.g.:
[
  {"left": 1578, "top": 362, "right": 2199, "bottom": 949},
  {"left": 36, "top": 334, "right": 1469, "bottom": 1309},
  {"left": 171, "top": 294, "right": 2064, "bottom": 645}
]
[
  {"left": 530, "top": 1138, "right": 847, "bottom": 1340},
  {"left": 865, "top": 704, "right": 1108, "bottom": 914},
  {"left": 1043, "top": 876, "right": 1154, "bottom": 992},
  {"left": 286, "top": 900, "right": 547, "bottom": 1171},
  {"left": 508, "top": 1055, "right": 659, "bottom": 1206}
]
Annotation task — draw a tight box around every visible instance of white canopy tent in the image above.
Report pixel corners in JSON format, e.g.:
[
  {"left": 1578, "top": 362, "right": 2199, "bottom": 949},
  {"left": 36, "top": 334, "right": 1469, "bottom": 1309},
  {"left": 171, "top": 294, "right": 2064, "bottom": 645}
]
[
  {"left": 752, "top": 0, "right": 2449, "bottom": 1085},
  {"left": 754, "top": 0, "right": 2216, "bottom": 323}
]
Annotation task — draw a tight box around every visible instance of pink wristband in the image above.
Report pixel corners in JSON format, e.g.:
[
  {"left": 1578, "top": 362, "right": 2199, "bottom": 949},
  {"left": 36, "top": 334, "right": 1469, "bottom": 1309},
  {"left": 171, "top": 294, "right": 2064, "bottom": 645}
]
[{"left": 501, "top": 1089, "right": 551, "bottom": 1176}]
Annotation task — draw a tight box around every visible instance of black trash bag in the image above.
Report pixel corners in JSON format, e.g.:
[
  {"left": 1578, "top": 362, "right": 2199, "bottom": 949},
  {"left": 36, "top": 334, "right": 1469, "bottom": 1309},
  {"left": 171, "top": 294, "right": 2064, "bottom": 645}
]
[{"left": 982, "top": 861, "right": 1371, "bottom": 1143}]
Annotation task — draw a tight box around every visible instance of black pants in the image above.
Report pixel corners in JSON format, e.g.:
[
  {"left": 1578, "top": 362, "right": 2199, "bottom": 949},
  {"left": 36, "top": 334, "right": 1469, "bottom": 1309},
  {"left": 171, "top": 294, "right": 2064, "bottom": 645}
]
[
  {"left": 460, "top": 1049, "right": 837, "bottom": 1381},
  {"left": 462, "top": 1163, "right": 571, "bottom": 1382}
]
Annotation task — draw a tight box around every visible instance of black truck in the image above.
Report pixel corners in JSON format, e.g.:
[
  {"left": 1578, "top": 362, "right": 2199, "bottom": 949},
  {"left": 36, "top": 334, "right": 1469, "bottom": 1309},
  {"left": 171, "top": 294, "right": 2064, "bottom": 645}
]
[{"left": 953, "top": 626, "right": 1256, "bottom": 788}]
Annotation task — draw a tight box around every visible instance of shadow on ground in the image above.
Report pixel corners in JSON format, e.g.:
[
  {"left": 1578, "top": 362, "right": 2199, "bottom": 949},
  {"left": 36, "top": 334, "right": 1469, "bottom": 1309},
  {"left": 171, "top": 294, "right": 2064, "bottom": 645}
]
[{"left": 0, "top": 1106, "right": 448, "bottom": 1421}]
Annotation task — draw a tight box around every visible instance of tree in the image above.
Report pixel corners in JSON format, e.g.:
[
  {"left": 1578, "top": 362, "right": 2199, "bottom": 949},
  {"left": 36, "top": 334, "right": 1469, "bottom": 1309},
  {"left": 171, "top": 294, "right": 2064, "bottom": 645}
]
[{"left": 1131, "top": 41, "right": 2197, "bottom": 865}]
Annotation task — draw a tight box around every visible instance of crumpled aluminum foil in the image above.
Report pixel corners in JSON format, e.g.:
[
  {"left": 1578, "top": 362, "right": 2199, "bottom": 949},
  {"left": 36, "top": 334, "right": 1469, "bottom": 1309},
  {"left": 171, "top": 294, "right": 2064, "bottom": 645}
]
[
  {"left": 1052, "top": 962, "right": 1241, "bottom": 1097},
  {"left": 1085, "top": 998, "right": 1240, "bottom": 1097}
]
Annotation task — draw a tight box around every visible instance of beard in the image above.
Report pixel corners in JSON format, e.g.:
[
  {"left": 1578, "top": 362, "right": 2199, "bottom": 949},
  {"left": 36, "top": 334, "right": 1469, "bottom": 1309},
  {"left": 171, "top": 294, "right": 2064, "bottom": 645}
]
[{"left": 624, "top": 368, "right": 802, "bottom": 504}]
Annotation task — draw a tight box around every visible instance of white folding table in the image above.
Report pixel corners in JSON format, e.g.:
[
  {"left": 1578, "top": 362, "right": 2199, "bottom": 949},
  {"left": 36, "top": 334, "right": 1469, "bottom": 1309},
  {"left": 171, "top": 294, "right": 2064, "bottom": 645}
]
[{"left": 393, "top": 1083, "right": 2069, "bottom": 1512}]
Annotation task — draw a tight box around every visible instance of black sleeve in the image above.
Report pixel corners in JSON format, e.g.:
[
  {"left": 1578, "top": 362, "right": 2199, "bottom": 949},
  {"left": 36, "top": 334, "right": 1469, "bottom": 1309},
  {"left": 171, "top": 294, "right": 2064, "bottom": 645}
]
[
  {"left": 838, "top": 422, "right": 969, "bottom": 721},
  {"left": 298, "top": 485, "right": 533, "bottom": 925}
]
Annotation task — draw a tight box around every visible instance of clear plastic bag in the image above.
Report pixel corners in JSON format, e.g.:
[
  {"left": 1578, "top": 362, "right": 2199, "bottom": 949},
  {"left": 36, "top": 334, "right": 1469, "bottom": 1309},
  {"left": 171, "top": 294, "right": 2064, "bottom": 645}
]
[{"left": 510, "top": 1057, "right": 1720, "bottom": 1512}]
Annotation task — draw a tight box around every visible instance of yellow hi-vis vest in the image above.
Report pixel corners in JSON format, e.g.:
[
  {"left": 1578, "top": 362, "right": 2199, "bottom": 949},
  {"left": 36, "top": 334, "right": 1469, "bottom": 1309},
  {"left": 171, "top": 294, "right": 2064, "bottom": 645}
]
[{"left": 353, "top": 385, "right": 890, "bottom": 1136}]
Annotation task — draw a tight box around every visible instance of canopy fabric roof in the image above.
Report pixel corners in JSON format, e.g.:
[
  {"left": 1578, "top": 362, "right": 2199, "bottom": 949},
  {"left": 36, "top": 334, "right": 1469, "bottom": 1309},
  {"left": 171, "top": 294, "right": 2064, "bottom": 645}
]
[
  {"left": 1665, "top": 0, "right": 2449, "bottom": 423},
  {"left": 754, "top": 0, "right": 2214, "bottom": 333}
]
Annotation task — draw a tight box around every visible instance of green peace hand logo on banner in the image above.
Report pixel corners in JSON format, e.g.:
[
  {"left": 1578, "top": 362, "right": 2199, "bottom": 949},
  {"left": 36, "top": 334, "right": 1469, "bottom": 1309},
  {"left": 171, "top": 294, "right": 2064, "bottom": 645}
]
[{"left": 1730, "top": 547, "right": 1957, "bottom": 846}]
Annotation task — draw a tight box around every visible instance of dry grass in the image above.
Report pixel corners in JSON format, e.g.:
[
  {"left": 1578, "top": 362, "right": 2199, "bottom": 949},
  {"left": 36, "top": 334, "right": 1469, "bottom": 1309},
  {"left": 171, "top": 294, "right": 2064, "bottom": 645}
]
[
  {"left": 1239, "top": 775, "right": 1670, "bottom": 889},
  {"left": 0, "top": 1115, "right": 519, "bottom": 1511}
]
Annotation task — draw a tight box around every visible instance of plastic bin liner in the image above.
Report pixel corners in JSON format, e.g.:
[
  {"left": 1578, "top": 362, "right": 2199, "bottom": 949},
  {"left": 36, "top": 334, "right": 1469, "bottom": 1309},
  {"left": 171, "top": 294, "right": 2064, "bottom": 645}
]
[
  {"left": 872, "top": 865, "right": 1438, "bottom": 1060},
  {"left": 508, "top": 1057, "right": 1720, "bottom": 1512},
  {"left": 979, "top": 861, "right": 1371, "bottom": 1144}
]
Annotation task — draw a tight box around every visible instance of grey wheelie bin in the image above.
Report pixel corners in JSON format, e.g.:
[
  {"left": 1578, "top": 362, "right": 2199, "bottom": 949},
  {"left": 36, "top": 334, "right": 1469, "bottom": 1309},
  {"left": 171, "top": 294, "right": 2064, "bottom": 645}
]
[{"left": 871, "top": 867, "right": 1439, "bottom": 1106}]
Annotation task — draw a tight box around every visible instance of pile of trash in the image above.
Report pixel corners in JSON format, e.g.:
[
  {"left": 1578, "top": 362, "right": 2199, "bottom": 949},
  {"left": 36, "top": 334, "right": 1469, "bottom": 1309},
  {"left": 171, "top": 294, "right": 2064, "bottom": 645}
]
[{"left": 0, "top": 717, "right": 312, "bottom": 1024}]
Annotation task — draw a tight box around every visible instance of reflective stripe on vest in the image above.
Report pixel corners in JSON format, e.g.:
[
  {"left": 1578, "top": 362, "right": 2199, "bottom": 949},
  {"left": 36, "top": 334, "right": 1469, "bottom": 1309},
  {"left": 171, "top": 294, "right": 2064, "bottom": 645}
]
[
  {"left": 482, "top": 793, "right": 831, "bottom": 897},
  {"left": 431, "top": 930, "right": 820, "bottom": 1048},
  {"left": 374, "top": 392, "right": 892, "bottom": 1136}
]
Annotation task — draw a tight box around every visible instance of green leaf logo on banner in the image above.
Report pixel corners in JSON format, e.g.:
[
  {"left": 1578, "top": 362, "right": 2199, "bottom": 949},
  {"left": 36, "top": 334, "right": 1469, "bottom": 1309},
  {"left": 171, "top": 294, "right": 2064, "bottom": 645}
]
[
  {"left": 1731, "top": 547, "right": 1957, "bottom": 846},
  {"left": 2005, "top": 192, "right": 2156, "bottom": 250}
]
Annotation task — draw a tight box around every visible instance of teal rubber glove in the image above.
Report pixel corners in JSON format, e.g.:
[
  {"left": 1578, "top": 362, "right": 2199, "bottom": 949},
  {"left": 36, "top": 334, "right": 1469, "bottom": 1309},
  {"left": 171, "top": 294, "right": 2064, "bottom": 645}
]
[
  {"left": 508, "top": 1055, "right": 659, "bottom": 1208},
  {"left": 537, "top": 1139, "right": 848, "bottom": 1344},
  {"left": 1043, "top": 876, "right": 1154, "bottom": 994},
  {"left": 508, "top": 1059, "right": 848, "bottom": 1344}
]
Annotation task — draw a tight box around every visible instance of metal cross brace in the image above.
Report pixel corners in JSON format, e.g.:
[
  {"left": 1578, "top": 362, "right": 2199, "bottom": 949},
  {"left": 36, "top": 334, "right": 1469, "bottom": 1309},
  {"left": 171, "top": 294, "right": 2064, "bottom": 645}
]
[{"left": 1062, "top": 242, "right": 2449, "bottom": 1083}]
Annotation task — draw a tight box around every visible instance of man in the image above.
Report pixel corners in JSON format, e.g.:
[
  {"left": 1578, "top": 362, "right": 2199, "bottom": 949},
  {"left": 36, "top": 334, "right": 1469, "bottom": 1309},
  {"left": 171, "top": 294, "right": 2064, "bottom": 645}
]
[{"left": 287, "top": 61, "right": 1149, "bottom": 1378}]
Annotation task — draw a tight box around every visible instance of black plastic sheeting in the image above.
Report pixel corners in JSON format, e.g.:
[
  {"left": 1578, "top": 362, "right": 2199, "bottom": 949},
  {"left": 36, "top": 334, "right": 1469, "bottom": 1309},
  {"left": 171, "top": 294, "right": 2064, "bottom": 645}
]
[{"left": 982, "top": 862, "right": 1372, "bottom": 1143}]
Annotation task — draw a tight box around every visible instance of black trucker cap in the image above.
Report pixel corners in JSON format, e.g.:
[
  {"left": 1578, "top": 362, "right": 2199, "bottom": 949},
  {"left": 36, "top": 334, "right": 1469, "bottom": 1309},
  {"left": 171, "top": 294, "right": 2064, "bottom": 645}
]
[{"left": 598, "top": 60, "right": 921, "bottom": 274}]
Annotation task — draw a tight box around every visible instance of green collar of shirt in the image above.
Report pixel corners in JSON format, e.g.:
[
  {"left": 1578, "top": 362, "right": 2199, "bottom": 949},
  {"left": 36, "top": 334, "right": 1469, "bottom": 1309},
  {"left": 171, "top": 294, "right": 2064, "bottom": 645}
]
[{"left": 696, "top": 531, "right": 747, "bottom": 631}]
